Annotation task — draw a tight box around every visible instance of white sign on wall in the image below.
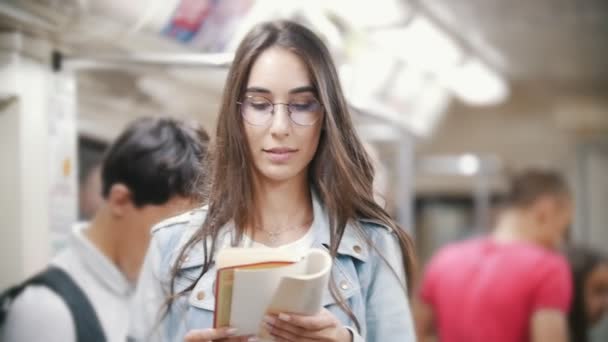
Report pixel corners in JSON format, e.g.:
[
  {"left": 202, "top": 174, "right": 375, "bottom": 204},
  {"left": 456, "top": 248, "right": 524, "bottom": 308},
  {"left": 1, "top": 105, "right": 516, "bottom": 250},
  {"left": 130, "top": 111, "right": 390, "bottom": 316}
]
[{"left": 47, "top": 71, "right": 78, "bottom": 251}]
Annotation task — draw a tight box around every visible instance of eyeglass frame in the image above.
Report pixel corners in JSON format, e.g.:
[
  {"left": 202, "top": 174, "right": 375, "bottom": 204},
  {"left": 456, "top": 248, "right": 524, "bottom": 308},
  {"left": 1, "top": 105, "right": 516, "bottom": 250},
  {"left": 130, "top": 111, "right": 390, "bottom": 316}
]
[{"left": 237, "top": 95, "right": 324, "bottom": 127}]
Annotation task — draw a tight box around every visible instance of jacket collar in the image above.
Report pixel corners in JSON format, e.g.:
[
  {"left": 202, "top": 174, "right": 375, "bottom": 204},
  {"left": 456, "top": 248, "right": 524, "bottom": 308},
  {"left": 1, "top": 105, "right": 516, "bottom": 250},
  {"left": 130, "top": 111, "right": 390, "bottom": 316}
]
[{"left": 310, "top": 192, "right": 369, "bottom": 262}]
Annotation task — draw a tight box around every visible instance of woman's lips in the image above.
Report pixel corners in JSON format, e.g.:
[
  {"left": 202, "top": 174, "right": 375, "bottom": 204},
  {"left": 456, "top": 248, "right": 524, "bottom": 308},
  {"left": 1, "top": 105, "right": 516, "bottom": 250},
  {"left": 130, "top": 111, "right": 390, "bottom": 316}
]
[{"left": 263, "top": 147, "right": 298, "bottom": 163}]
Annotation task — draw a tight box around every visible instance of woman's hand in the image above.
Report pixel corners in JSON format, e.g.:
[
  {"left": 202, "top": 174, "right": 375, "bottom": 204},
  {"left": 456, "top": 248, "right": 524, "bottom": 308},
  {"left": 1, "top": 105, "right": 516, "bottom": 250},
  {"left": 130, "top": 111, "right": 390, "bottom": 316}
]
[
  {"left": 262, "top": 309, "right": 352, "bottom": 342},
  {"left": 184, "top": 327, "right": 255, "bottom": 342}
]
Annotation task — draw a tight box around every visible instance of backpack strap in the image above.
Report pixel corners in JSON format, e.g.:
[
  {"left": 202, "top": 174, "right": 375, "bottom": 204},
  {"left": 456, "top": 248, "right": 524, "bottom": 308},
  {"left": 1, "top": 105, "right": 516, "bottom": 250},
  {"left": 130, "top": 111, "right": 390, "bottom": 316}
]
[{"left": 0, "top": 267, "right": 106, "bottom": 342}]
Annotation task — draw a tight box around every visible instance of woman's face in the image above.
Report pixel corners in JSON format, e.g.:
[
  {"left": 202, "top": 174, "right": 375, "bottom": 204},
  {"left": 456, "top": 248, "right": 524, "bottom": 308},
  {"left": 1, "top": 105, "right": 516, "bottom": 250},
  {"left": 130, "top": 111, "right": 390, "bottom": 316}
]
[
  {"left": 242, "top": 47, "right": 323, "bottom": 184},
  {"left": 585, "top": 262, "right": 608, "bottom": 324}
]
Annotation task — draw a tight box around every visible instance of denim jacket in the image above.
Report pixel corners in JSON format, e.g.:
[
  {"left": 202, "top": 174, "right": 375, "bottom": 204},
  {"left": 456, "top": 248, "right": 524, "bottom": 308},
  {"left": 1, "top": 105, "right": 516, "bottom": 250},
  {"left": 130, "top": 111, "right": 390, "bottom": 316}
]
[{"left": 129, "top": 195, "right": 416, "bottom": 342}]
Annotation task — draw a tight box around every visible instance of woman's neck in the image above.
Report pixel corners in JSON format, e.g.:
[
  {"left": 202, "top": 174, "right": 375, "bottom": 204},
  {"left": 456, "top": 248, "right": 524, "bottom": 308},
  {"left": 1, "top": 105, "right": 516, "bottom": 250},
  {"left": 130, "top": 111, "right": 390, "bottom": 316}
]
[{"left": 250, "top": 173, "right": 313, "bottom": 245}]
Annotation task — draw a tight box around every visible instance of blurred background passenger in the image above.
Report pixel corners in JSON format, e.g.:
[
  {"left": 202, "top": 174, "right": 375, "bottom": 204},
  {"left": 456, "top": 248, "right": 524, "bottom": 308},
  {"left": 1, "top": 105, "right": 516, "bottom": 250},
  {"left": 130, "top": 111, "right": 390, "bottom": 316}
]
[
  {"left": 416, "top": 169, "right": 573, "bottom": 342},
  {"left": 1, "top": 117, "right": 209, "bottom": 342},
  {"left": 567, "top": 246, "right": 608, "bottom": 342}
]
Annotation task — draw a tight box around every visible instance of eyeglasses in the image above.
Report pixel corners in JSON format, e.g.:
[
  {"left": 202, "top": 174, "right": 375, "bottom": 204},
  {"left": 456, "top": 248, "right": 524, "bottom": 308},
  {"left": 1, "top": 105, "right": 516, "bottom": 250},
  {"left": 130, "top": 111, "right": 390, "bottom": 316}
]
[{"left": 237, "top": 95, "right": 323, "bottom": 126}]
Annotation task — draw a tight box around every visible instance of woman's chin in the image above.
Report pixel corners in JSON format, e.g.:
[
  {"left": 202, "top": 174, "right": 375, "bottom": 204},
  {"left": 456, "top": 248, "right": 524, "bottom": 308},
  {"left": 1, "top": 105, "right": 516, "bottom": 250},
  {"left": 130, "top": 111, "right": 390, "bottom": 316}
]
[{"left": 257, "top": 165, "right": 306, "bottom": 184}]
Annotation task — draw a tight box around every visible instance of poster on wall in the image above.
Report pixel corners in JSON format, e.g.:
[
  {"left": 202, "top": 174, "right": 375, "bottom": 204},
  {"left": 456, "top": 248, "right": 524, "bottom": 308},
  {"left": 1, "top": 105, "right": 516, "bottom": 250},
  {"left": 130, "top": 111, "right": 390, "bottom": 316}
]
[
  {"left": 162, "top": 0, "right": 215, "bottom": 42},
  {"left": 47, "top": 71, "right": 78, "bottom": 252},
  {"left": 162, "top": 0, "right": 254, "bottom": 52}
]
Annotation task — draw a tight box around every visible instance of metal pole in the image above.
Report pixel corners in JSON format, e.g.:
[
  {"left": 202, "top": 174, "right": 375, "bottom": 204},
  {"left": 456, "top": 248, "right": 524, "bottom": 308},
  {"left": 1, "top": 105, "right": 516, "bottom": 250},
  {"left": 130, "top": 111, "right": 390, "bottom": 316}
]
[
  {"left": 396, "top": 131, "right": 415, "bottom": 235},
  {"left": 473, "top": 168, "right": 490, "bottom": 232}
]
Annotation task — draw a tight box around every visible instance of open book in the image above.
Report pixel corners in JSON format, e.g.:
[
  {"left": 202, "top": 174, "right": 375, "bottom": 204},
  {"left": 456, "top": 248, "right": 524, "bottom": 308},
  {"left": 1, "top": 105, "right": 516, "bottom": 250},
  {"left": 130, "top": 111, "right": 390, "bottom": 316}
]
[{"left": 213, "top": 247, "right": 332, "bottom": 336}]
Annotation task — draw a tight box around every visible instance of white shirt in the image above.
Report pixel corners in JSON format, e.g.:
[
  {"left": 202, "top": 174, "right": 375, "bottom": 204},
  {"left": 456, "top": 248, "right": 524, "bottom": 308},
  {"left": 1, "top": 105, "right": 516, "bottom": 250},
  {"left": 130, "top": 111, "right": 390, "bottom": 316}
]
[{"left": 1, "top": 223, "right": 133, "bottom": 342}]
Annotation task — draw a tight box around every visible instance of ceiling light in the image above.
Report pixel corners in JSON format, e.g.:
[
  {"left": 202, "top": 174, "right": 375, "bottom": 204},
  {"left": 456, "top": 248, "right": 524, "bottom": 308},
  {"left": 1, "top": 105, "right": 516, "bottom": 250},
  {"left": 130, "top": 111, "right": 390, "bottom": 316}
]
[
  {"left": 439, "top": 58, "right": 509, "bottom": 106},
  {"left": 370, "top": 16, "right": 463, "bottom": 72},
  {"left": 458, "top": 154, "right": 480, "bottom": 175}
]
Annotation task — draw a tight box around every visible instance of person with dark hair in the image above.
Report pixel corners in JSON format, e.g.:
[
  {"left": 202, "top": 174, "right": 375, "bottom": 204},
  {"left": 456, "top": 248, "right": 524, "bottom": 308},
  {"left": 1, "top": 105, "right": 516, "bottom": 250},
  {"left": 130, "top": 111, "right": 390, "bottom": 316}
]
[
  {"left": 566, "top": 246, "right": 608, "bottom": 342},
  {"left": 129, "top": 20, "right": 417, "bottom": 342},
  {"left": 416, "top": 169, "right": 574, "bottom": 342},
  {"left": 1, "top": 117, "right": 209, "bottom": 342}
]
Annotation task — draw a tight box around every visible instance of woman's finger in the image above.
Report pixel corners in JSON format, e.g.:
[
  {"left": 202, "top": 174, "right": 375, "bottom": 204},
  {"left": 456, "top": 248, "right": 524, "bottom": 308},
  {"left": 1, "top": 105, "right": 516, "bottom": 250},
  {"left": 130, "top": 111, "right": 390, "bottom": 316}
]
[
  {"left": 184, "top": 327, "right": 238, "bottom": 341},
  {"left": 264, "top": 316, "right": 309, "bottom": 340},
  {"left": 264, "top": 320, "right": 317, "bottom": 342},
  {"left": 276, "top": 311, "right": 336, "bottom": 332}
]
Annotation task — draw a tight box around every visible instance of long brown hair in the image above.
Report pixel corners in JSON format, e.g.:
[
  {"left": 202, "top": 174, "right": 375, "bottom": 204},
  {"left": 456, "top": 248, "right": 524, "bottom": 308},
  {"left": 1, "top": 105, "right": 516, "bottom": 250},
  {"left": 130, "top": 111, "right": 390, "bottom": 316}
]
[
  {"left": 168, "top": 20, "right": 416, "bottom": 330},
  {"left": 566, "top": 246, "right": 607, "bottom": 342}
]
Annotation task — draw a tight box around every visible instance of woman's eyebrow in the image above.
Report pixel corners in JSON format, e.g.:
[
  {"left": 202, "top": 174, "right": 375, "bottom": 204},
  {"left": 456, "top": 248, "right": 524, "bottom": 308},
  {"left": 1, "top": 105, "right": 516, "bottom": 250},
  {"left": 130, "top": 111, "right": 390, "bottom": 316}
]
[
  {"left": 244, "top": 85, "right": 315, "bottom": 95},
  {"left": 289, "top": 86, "right": 315, "bottom": 94},
  {"left": 245, "top": 86, "right": 271, "bottom": 94}
]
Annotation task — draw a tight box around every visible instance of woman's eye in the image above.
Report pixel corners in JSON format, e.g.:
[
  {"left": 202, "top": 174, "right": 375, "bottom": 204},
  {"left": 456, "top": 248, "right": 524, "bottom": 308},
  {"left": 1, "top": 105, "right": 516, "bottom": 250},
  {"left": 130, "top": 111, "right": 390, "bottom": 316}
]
[
  {"left": 290, "top": 101, "right": 316, "bottom": 112},
  {"left": 249, "top": 102, "right": 271, "bottom": 110}
]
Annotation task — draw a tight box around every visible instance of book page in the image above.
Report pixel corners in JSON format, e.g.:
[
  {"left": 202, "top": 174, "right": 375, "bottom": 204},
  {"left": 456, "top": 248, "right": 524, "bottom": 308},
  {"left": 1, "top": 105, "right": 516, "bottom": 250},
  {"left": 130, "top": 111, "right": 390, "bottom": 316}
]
[
  {"left": 217, "top": 248, "right": 300, "bottom": 268},
  {"left": 266, "top": 249, "right": 332, "bottom": 315},
  {"left": 215, "top": 261, "right": 294, "bottom": 328},
  {"left": 230, "top": 261, "right": 307, "bottom": 334}
]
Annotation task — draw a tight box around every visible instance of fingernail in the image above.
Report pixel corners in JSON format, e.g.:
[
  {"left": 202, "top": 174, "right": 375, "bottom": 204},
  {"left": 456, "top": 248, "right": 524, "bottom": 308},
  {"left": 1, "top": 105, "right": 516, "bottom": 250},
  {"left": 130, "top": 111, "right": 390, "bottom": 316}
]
[
  {"left": 278, "top": 313, "right": 291, "bottom": 321},
  {"left": 247, "top": 337, "right": 259, "bottom": 342},
  {"left": 226, "top": 328, "right": 238, "bottom": 336},
  {"left": 263, "top": 315, "right": 275, "bottom": 324}
]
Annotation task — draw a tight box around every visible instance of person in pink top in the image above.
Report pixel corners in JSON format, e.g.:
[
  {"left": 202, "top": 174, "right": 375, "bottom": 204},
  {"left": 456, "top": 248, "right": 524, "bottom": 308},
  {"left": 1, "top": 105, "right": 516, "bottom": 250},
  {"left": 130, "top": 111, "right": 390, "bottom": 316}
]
[{"left": 416, "top": 170, "right": 574, "bottom": 342}]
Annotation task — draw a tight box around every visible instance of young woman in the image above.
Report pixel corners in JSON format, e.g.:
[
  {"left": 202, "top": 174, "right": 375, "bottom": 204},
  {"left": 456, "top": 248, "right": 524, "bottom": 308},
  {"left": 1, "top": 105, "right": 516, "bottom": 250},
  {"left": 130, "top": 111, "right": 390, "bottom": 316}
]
[
  {"left": 567, "top": 246, "right": 608, "bottom": 342},
  {"left": 129, "top": 20, "right": 417, "bottom": 342}
]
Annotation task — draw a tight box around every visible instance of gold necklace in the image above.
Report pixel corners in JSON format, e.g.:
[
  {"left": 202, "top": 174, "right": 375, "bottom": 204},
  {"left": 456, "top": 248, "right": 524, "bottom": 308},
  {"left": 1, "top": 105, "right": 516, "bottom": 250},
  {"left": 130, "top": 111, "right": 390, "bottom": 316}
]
[{"left": 256, "top": 219, "right": 313, "bottom": 245}]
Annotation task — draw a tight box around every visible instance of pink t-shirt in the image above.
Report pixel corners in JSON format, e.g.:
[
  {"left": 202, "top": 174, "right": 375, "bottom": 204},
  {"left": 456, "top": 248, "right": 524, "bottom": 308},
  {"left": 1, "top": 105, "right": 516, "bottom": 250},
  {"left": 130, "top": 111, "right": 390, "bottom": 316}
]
[{"left": 420, "top": 238, "right": 572, "bottom": 342}]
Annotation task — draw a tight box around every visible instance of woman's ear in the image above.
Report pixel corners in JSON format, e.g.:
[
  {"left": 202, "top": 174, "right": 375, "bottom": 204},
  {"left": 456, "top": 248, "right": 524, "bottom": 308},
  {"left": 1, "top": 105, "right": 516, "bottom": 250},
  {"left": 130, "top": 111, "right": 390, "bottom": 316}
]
[{"left": 106, "top": 183, "right": 132, "bottom": 217}]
